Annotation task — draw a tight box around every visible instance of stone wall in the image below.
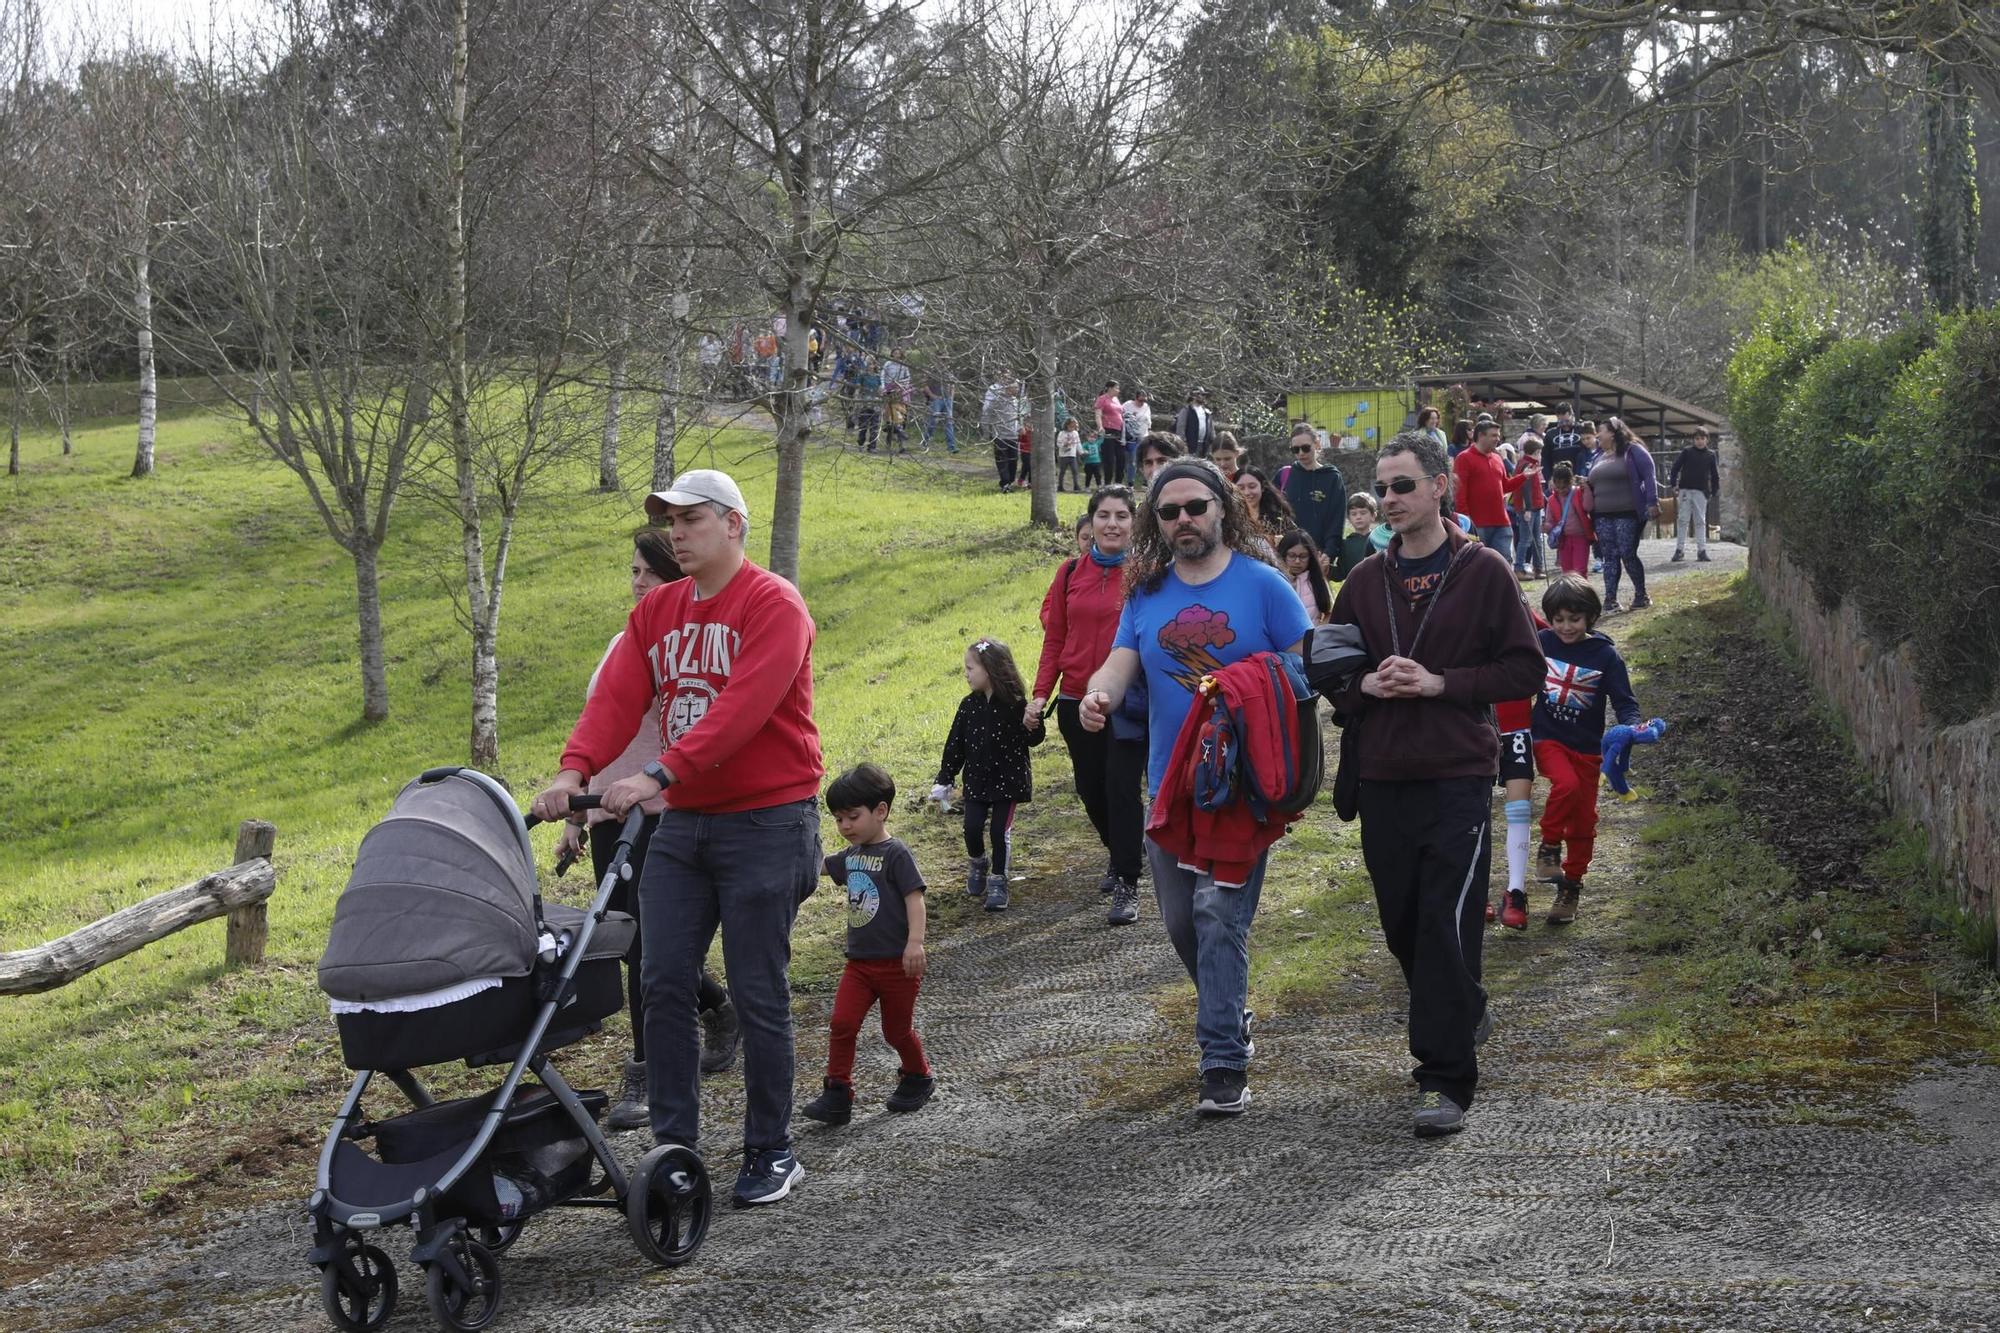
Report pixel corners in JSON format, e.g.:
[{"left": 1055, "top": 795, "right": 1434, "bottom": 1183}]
[{"left": 1750, "top": 515, "right": 2000, "bottom": 935}]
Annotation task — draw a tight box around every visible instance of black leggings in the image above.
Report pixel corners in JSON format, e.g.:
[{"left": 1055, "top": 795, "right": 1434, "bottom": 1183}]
[
  {"left": 590, "top": 816, "right": 727, "bottom": 1062},
  {"left": 1056, "top": 698, "right": 1146, "bottom": 883},
  {"left": 962, "top": 798, "right": 1016, "bottom": 875}
]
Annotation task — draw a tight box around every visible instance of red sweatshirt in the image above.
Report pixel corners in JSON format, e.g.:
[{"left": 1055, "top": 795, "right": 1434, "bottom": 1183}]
[
  {"left": 1453, "top": 447, "right": 1529, "bottom": 528},
  {"left": 1032, "top": 555, "right": 1126, "bottom": 701},
  {"left": 559, "top": 561, "right": 824, "bottom": 813}
]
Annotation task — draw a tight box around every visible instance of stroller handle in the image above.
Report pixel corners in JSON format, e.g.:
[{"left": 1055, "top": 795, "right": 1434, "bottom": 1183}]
[{"left": 524, "top": 793, "right": 602, "bottom": 829}]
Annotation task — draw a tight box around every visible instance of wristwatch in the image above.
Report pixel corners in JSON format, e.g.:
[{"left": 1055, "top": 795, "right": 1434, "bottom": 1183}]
[{"left": 642, "top": 761, "right": 672, "bottom": 791}]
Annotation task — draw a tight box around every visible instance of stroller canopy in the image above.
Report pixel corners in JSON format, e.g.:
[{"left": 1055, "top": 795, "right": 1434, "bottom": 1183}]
[{"left": 320, "top": 770, "right": 540, "bottom": 1003}]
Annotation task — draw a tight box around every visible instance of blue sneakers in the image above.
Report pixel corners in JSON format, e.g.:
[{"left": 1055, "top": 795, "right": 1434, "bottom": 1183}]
[{"left": 733, "top": 1148, "right": 804, "bottom": 1206}]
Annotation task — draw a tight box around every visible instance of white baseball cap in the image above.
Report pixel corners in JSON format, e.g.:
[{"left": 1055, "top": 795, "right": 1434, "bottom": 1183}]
[{"left": 644, "top": 469, "right": 748, "bottom": 520}]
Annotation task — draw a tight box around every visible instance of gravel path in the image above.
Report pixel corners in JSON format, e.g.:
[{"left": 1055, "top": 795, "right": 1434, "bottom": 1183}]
[{"left": 6, "top": 772, "right": 1997, "bottom": 1333}]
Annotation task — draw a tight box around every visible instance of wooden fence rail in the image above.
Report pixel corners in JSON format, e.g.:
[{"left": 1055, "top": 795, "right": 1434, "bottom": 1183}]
[{"left": 0, "top": 819, "right": 278, "bottom": 997}]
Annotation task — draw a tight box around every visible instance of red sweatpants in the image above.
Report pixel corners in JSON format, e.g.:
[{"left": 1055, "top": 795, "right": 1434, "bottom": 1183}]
[
  {"left": 1534, "top": 740, "right": 1600, "bottom": 880},
  {"left": 826, "top": 957, "right": 930, "bottom": 1088}
]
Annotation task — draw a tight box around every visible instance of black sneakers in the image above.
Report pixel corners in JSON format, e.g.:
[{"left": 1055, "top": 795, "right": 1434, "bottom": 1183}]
[
  {"left": 700, "top": 999, "right": 741, "bottom": 1074},
  {"left": 885, "top": 1072, "right": 935, "bottom": 1113},
  {"left": 983, "top": 874, "right": 1009, "bottom": 912},
  {"left": 801, "top": 1078, "right": 853, "bottom": 1126},
  {"left": 1196, "top": 1067, "right": 1250, "bottom": 1117},
  {"left": 965, "top": 856, "right": 989, "bottom": 899},
  {"left": 1414, "top": 1090, "right": 1466, "bottom": 1138},
  {"left": 1107, "top": 878, "right": 1140, "bottom": 926},
  {"left": 732, "top": 1148, "right": 805, "bottom": 1206}
]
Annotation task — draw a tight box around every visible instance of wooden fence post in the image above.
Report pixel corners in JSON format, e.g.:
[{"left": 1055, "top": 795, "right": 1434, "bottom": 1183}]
[{"left": 225, "top": 819, "right": 277, "bottom": 969}]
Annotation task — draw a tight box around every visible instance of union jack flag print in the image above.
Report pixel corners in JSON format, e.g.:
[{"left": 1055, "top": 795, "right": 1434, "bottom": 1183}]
[{"left": 1543, "top": 657, "right": 1602, "bottom": 711}]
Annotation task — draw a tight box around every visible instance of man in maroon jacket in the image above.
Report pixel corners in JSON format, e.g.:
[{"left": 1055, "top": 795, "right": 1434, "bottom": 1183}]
[
  {"left": 1328, "top": 430, "right": 1543, "bottom": 1138},
  {"left": 533, "top": 469, "right": 824, "bottom": 1207}
]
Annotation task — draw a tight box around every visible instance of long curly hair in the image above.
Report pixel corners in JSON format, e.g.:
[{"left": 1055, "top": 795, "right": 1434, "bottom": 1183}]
[
  {"left": 1125, "top": 458, "right": 1266, "bottom": 596},
  {"left": 966, "top": 637, "right": 1028, "bottom": 711}
]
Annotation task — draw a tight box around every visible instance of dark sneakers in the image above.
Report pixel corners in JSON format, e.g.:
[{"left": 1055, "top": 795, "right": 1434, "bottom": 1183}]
[
  {"left": 700, "top": 999, "right": 741, "bottom": 1074},
  {"left": 965, "top": 855, "right": 989, "bottom": 899},
  {"left": 983, "top": 874, "right": 1010, "bottom": 912},
  {"left": 1196, "top": 1067, "right": 1250, "bottom": 1117},
  {"left": 733, "top": 1148, "right": 805, "bottom": 1206},
  {"left": 801, "top": 1078, "right": 853, "bottom": 1126},
  {"left": 1547, "top": 877, "right": 1582, "bottom": 924},
  {"left": 885, "top": 1072, "right": 935, "bottom": 1113},
  {"left": 1107, "top": 878, "right": 1140, "bottom": 926},
  {"left": 606, "top": 1057, "right": 649, "bottom": 1131},
  {"left": 1414, "top": 1090, "right": 1466, "bottom": 1138}
]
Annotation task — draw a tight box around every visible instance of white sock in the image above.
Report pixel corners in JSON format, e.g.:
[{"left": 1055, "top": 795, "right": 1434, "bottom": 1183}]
[{"left": 1505, "top": 800, "right": 1532, "bottom": 893}]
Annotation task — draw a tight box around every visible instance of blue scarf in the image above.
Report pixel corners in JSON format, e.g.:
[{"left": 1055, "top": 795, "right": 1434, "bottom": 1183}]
[{"left": 1089, "top": 544, "right": 1126, "bottom": 567}]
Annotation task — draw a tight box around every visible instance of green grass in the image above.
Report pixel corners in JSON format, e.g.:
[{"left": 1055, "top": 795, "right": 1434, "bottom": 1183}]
[
  {"left": 1607, "top": 575, "right": 2000, "bottom": 1103},
  {"left": 0, "top": 392, "right": 1381, "bottom": 1250}
]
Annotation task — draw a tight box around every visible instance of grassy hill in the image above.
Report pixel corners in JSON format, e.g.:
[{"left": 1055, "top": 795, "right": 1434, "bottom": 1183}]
[{"left": 0, "top": 396, "right": 1375, "bottom": 1255}]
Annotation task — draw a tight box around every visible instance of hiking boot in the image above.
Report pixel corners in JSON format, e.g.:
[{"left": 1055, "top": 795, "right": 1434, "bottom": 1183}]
[
  {"left": 983, "top": 874, "right": 1009, "bottom": 912},
  {"left": 1671, "top": 549, "right": 1685, "bottom": 562},
  {"left": 966, "top": 855, "right": 989, "bottom": 899},
  {"left": 732, "top": 1148, "right": 804, "bottom": 1206},
  {"left": 1414, "top": 1090, "right": 1466, "bottom": 1138},
  {"left": 1499, "top": 889, "right": 1528, "bottom": 930},
  {"left": 1536, "top": 842, "right": 1563, "bottom": 883},
  {"left": 1196, "top": 1067, "right": 1250, "bottom": 1117},
  {"left": 1107, "top": 878, "right": 1140, "bottom": 926},
  {"left": 801, "top": 1078, "right": 853, "bottom": 1126},
  {"left": 700, "top": 999, "right": 741, "bottom": 1075},
  {"left": 606, "top": 1057, "right": 649, "bottom": 1131},
  {"left": 885, "top": 1072, "right": 935, "bottom": 1113},
  {"left": 1697, "top": 551, "right": 1712, "bottom": 563},
  {"left": 1547, "top": 877, "right": 1582, "bottom": 925},
  {"left": 1243, "top": 1008, "right": 1256, "bottom": 1059}
]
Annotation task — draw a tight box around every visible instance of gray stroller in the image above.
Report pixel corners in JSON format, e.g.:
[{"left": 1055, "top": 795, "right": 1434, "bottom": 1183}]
[{"left": 308, "top": 767, "right": 708, "bottom": 1332}]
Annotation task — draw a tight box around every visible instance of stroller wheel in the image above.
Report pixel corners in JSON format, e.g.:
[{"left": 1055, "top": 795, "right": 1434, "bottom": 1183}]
[
  {"left": 472, "top": 1222, "right": 522, "bottom": 1255},
  {"left": 319, "top": 1241, "right": 397, "bottom": 1332},
  {"left": 424, "top": 1234, "right": 502, "bottom": 1332},
  {"left": 626, "top": 1143, "right": 711, "bottom": 1267}
]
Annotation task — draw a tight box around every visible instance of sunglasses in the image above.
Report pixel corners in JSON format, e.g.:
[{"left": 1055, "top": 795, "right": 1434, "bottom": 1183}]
[
  {"left": 1291, "top": 444, "right": 1315, "bottom": 455},
  {"left": 1154, "top": 498, "right": 1213, "bottom": 521},
  {"left": 1373, "top": 477, "right": 1423, "bottom": 497}
]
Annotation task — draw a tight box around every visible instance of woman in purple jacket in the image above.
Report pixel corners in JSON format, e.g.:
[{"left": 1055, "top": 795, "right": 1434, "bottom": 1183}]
[{"left": 1584, "top": 417, "right": 1658, "bottom": 613}]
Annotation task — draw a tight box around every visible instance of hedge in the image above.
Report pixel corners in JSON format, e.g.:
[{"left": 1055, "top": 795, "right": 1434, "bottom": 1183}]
[{"left": 1728, "top": 309, "right": 2000, "bottom": 723}]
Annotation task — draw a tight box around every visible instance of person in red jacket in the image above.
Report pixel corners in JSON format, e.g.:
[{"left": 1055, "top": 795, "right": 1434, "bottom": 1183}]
[
  {"left": 1452, "top": 419, "right": 1531, "bottom": 567},
  {"left": 1029, "top": 484, "right": 1141, "bottom": 925},
  {"left": 1327, "top": 430, "right": 1544, "bottom": 1139},
  {"left": 531, "top": 469, "right": 823, "bottom": 1210}
]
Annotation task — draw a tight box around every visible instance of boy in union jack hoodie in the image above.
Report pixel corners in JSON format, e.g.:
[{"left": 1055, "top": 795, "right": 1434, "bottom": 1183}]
[{"left": 1530, "top": 575, "right": 1640, "bottom": 922}]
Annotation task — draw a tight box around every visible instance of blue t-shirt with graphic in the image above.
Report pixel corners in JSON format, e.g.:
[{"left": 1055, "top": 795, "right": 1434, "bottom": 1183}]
[
  {"left": 1113, "top": 552, "right": 1314, "bottom": 797},
  {"left": 823, "top": 837, "right": 925, "bottom": 960}
]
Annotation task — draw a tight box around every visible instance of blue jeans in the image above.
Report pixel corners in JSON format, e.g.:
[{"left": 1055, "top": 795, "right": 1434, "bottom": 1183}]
[
  {"left": 1510, "top": 509, "right": 1541, "bottom": 573},
  {"left": 1475, "top": 524, "right": 1514, "bottom": 564},
  {"left": 639, "top": 798, "right": 821, "bottom": 1153},
  {"left": 1146, "top": 833, "right": 1267, "bottom": 1072},
  {"left": 922, "top": 401, "right": 956, "bottom": 451}
]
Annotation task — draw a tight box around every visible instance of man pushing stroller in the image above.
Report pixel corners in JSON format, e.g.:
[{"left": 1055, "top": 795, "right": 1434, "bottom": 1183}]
[{"left": 534, "top": 470, "right": 825, "bottom": 1208}]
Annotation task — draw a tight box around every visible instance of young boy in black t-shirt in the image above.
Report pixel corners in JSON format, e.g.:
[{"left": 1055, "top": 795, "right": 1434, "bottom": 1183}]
[{"left": 803, "top": 763, "right": 935, "bottom": 1125}]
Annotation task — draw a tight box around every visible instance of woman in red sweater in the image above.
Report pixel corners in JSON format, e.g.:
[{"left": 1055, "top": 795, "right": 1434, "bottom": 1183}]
[{"left": 1028, "top": 483, "right": 1143, "bottom": 924}]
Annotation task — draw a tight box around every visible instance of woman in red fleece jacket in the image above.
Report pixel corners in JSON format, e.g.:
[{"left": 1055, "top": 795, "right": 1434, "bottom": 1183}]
[{"left": 1028, "top": 484, "right": 1143, "bottom": 925}]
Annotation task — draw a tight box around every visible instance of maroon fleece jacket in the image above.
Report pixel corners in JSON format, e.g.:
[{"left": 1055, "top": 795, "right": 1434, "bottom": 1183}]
[{"left": 1327, "top": 526, "right": 1543, "bottom": 781}]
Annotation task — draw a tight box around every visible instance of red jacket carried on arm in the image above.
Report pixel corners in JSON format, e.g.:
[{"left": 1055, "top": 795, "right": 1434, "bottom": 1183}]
[
  {"left": 1146, "top": 653, "right": 1305, "bottom": 887},
  {"left": 560, "top": 561, "right": 824, "bottom": 813},
  {"left": 1032, "top": 555, "right": 1127, "bottom": 701}
]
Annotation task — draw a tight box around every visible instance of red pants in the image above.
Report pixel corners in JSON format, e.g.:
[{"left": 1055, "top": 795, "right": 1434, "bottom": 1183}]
[
  {"left": 826, "top": 957, "right": 929, "bottom": 1088},
  {"left": 1534, "top": 740, "right": 1600, "bottom": 880}
]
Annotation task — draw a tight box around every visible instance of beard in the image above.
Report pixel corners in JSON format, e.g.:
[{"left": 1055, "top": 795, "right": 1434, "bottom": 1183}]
[{"left": 1170, "top": 526, "right": 1218, "bottom": 560}]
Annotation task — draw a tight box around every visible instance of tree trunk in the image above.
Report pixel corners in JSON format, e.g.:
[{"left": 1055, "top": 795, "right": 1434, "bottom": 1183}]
[
  {"left": 1027, "top": 322, "right": 1059, "bottom": 528},
  {"left": 57, "top": 366, "right": 71, "bottom": 455},
  {"left": 132, "top": 238, "right": 157, "bottom": 479},
  {"left": 7, "top": 362, "right": 19, "bottom": 477},
  {"left": 1684, "top": 29, "right": 1702, "bottom": 259},
  {"left": 355, "top": 539, "right": 389, "bottom": 722},
  {"left": 1921, "top": 65, "right": 1980, "bottom": 313},
  {"left": 445, "top": 0, "right": 497, "bottom": 767},
  {"left": 652, "top": 266, "right": 692, "bottom": 493},
  {"left": 767, "top": 291, "right": 811, "bottom": 583},
  {"left": 600, "top": 344, "right": 625, "bottom": 492}
]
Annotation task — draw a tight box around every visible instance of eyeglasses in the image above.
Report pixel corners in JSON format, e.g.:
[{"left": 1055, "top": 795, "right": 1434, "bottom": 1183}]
[
  {"left": 1372, "top": 477, "right": 1422, "bottom": 497},
  {"left": 1154, "top": 498, "right": 1213, "bottom": 520}
]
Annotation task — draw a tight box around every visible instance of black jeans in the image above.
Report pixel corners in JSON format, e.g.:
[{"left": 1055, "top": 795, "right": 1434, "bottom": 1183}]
[
  {"left": 962, "top": 798, "right": 1016, "bottom": 874},
  {"left": 1056, "top": 698, "right": 1145, "bottom": 883},
  {"left": 1357, "top": 777, "right": 1492, "bottom": 1108},
  {"left": 993, "top": 435, "right": 1019, "bottom": 488},
  {"left": 589, "top": 817, "right": 727, "bottom": 1061}
]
